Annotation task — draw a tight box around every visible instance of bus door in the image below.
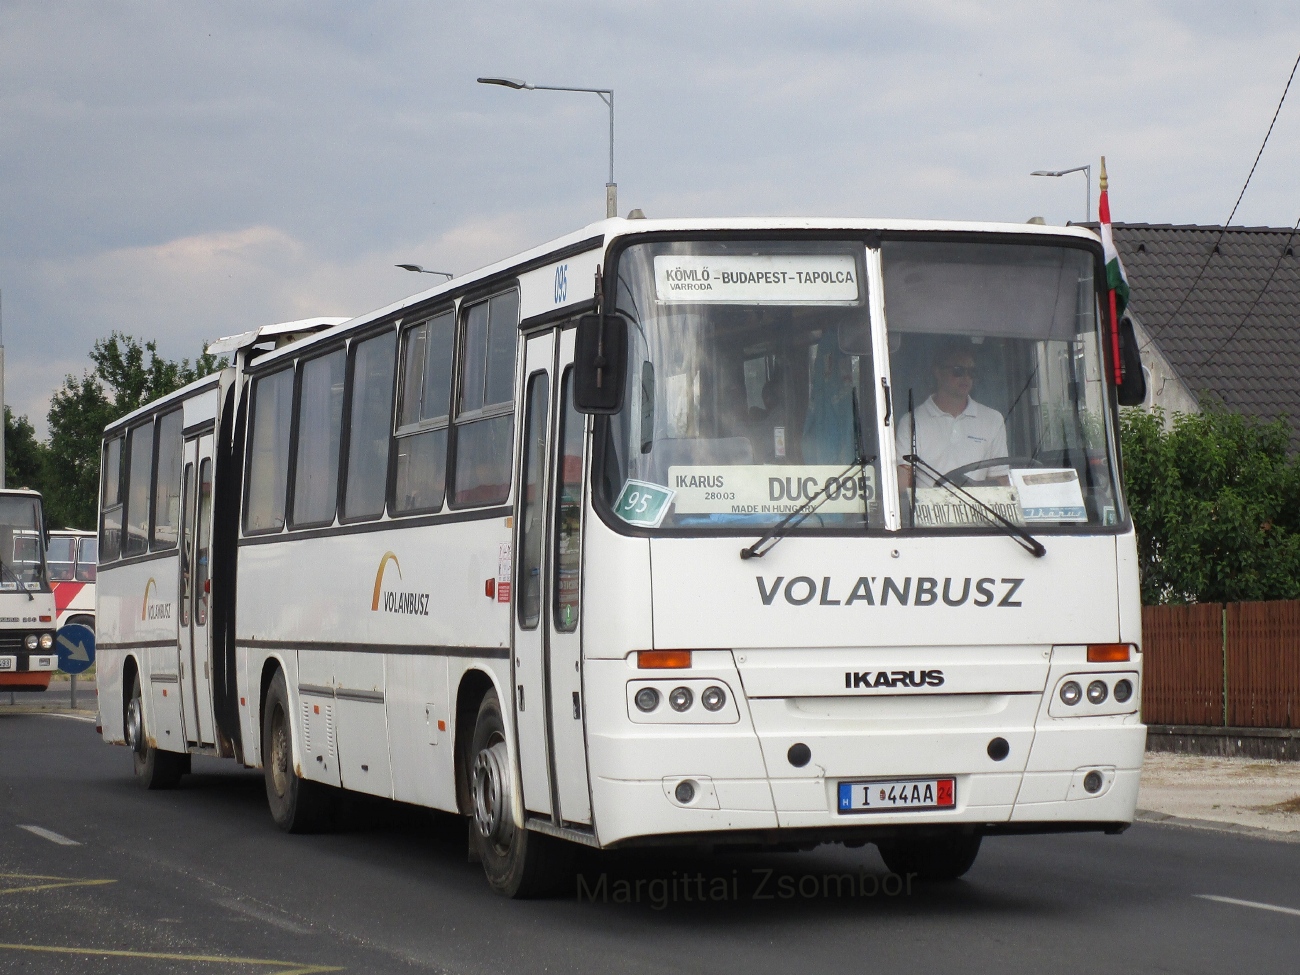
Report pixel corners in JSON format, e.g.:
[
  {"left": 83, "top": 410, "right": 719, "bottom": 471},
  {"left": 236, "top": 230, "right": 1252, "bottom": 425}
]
[
  {"left": 178, "top": 433, "right": 216, "bottom": 746},
  {"left": 512, "top": 327, "right": 592, "bottom": 826}
]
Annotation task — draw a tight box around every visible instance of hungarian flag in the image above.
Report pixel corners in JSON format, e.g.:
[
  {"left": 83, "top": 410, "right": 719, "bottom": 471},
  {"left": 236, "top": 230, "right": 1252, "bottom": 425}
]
[{"left": 1098, "top": 156, "right": 1128, "bottom": 384}]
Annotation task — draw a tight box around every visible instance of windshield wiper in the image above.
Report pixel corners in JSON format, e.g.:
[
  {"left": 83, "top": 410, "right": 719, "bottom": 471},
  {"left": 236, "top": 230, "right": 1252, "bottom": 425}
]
[
  {"left": 739, "top": 452, "right": 876, "bottom": 560},
  {"left": 0, "top": 558, "right": 34, "bottom": 600},
  {"left": 901, "top": 453, "right": 1046, "bottom": 559}
]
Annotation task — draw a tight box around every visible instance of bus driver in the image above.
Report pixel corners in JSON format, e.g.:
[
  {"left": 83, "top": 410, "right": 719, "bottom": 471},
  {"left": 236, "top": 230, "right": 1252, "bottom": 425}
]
[{"left": 896, "top": 340, "right": 1007, "bottom": 487}]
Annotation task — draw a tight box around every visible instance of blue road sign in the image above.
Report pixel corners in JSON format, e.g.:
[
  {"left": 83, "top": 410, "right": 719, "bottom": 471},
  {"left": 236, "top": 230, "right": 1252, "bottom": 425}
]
[{"left": 56, "top": 623, "right": 95, "bottom": 675}]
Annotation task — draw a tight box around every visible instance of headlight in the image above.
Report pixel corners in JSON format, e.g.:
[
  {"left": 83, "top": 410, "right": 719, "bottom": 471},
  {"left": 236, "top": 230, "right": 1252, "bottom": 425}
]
[
  {"left": 668, "top": 686, "right": 693, "bottom": 712},
  {"left": 1113, "top": 679, "right": 1133, "bottom": 703},
  {"left": 24, "top": 634, "right": 38, "bottom": 650},
  {"left": 701, "top": 686, "right": 726, "bottom": 711},
  {"left": 39, "top": 633, "right": 54, "bottom": 650},
  {"left": 1087, "top": 680, "right": 1109, "bottom": 705},
  {"left": 1059, "top": 680, "right": 1082, "bottom": 706},
  {"left": 634, "top": 687, "right": 660, "bottom": 712}
]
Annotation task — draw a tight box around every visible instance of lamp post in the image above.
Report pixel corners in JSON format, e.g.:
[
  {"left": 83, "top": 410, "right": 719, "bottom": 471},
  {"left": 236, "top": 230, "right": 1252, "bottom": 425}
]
[
  {"left": 396, "top": 265, "right": 454, "bottom": 280},
  {"left": 1031, "top": 165, "right": 1091, "bottom": 223},
  {"left": 478, "top": 76, "right": 617, "bottom": 219}
]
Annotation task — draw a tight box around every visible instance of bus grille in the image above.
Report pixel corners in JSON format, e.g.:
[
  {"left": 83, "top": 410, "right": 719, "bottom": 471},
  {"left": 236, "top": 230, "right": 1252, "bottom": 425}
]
[{"left": 0, "top": 633, "right": 28, "bottom": 653}]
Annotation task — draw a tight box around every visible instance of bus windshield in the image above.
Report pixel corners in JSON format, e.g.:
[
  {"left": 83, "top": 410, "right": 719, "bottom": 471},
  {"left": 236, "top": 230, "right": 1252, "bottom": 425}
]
[
  {"left": 599, "top": 239, "right": 884, "bottom": 532},
  {"left": 0, "top": 496, "right": 46, "bottom": 589},
  {"left": 598, "top": 236, "right": 1123, "bottom": 534}
]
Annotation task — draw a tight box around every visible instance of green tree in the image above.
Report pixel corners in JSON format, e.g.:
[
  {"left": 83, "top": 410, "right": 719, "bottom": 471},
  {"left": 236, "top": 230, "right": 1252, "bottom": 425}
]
[
  {"left": 1120, "top": 406, "right": 1300, "bottom": 605},
  {"left": 4, "top": 406, "right": 46, "bottom": 494},
  {"left": 43, "top": 334, "right": 226, "bottom": 530}
]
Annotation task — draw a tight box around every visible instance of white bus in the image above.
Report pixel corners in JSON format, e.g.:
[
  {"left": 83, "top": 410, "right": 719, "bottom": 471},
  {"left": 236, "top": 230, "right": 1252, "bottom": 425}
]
[
  {"left": 97, "top": 220, "right": 1146, "bottom": 895},
  {"left": 48, "top": 528, "right": 98, "bottom": 632},
  {"left": 0, "top": 489, "right": 59, "bottom": 692}
]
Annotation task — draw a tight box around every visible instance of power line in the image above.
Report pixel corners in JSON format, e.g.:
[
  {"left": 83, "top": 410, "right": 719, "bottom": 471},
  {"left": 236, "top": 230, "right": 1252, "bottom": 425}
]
[
  {"left": 1147, "top": 49, "right": 1300, "bottom": 342},
  {"left": 1188, "top": 217, "right": 1300, "bottom": 368}
]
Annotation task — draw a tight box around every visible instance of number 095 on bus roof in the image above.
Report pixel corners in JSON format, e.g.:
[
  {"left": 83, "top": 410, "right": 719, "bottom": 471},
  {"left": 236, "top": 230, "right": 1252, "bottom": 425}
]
[{"left": 837, "top": 777, "right": 956, "bottom": 814}]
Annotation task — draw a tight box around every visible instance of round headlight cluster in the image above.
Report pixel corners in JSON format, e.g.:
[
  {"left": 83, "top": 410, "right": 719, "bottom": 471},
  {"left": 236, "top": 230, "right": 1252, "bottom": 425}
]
[
  {"left": 1059, "top": 680, "right": 1082, "bottom": 706},
  {"left": 701, "top": 686, "right": 727, "bottom": 711},
  {"left": 1113, "top": 679, "right": 1134, "bottom": 704},
  {"left": 634, "top": 687, "right": 660, "bottom": 712},
  {"left": 39, "top": 633, "right": 54, "bottom": 650},
  {"left": 23, "top": 634, "right": 38, "bottom": 650},
  {"left": 1087, "top": 680, "right": 1109, "bottom": 705}
]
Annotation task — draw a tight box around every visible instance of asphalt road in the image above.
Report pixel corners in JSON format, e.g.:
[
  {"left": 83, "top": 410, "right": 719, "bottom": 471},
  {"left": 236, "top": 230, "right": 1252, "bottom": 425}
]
[{"left": 2, "top": 711, "right": 1300, "bottom": 975}]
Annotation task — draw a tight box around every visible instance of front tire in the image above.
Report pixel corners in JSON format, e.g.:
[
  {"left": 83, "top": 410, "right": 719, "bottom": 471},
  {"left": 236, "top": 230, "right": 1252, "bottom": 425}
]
[
  {"left": 126, "top": 671, "right": 188, "bottom": 790},
  {"left": 877, "top": 832, "right": 982, "bottom": 881},
  {"left": 466, "top": 689, "right": 570, "bottom": 897},
  {"left": 262, "top": 670, "right": 334, "bottom": 833}
]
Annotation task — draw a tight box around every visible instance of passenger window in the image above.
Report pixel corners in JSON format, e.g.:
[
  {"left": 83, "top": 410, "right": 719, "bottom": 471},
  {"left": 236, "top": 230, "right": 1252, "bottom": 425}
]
[
  {"left": 76, "top": 537, "right": 98, "bottom": 582},
  {"left": 100, "top": 437, "right": 123, "bottom": 562},
  {"left": 292, "top": 349, "right": 345, "bottom": 526},
  {"left": 343, "top": 330, "right": 397, "bottom": 520},
  {"left": 196, "top": 458, "right": 213, "bottom": 625},
  {"left": 394, "top": 312, "right": 455, "bottom": 515},
  {"left": 180, "top": 461, "right": 195, "bottom": 627},
  {"left": 517, "top": 372, "right": 550, "bottom": 629},
  {"left": 245, "top": 368, "right": 294, "bottom": 533},
  {"left": 47, "top": 537, "right": 75, "bottom": 583},
  {"left": 553, "top": 369, "right": 584, "bottom": 632},
  {"left": 151, "top": 410, "right": 183, "bottom": 550},
  {"left": 123, "top": 421, "right": 154, "bottom": 557},
  {"left": 452, "top": 291, "right": 518, "bottom": 506}
]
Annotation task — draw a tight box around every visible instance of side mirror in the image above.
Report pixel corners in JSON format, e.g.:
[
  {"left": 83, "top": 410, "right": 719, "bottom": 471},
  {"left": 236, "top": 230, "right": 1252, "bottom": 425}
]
[
  {"left": 1115, "top": 316, "right": 1147, "bottom": 406},
  {"left": 573, "top": 314, "right": 627, "bottom": 414}
]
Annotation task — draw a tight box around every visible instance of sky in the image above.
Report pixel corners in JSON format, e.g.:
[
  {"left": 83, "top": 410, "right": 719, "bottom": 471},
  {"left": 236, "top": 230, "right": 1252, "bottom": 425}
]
[{"left": 2, "top": 1, "right": 1299, "bottom": 436}]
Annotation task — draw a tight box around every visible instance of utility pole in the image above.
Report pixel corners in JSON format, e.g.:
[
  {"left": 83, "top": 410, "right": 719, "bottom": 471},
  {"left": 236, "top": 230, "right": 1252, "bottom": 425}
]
[{"left": 1, "top": 289, "right": 6, "bottom": 490}]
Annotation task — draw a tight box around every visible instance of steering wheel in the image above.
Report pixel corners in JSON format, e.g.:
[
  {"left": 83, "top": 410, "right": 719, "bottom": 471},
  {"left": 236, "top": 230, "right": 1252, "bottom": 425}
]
[{"left": 932, "top": 456, "right": 1045, "bottom": 488}]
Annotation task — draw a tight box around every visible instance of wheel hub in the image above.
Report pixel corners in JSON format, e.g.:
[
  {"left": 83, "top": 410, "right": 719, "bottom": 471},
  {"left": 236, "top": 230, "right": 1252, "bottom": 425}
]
[
  {"left": 126, "top": 697, "right": 144, "bottom": 755},
  {"left": 471, "top": 740, "right": 512, "bottom": 845}
]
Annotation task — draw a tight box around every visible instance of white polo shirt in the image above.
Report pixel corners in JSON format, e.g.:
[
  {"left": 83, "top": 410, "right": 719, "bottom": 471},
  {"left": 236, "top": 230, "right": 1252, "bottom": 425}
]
[{"left": 894, "top": 395, "right": 1008, "bottom": 484}]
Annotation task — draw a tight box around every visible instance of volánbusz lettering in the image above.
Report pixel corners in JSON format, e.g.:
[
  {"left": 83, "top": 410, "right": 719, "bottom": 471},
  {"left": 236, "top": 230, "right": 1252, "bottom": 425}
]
[{"left": 754, "top": 575, "right": 1024, "bottom": 608}]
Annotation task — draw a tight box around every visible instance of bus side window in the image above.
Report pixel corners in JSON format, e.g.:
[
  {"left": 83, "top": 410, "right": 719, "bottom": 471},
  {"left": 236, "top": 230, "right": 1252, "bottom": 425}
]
[
  {"left": 47, "top": 536, "right": 75, "bottom": 583},
  {"left": 123, "top": 420, "right": 154, "bottom": 557},
  {"left": 553, "top": 368, "right": 583, "bottom": 632},
  {"left": 151, "top": 410, "right": 184, "bottom": 550},
  {"left": 291, "top": 349, "right": 346, "bottom": 527},
  {"left": 180, "top": 461, "right": 195, "bottom": 626},
  {"left": 452, "top": 290, "right": 518, "bottom": 507},
  {"left": 100, "top": 437, "right": 123, "bottom": 562},
  {"left": 76, "top": 536, "right": 97, "bottom": 582},
  {"left": 196, "top": 458, "right": 213, "bottom": 625},
  {"left": 393, "top": 312, "right": 454, "bottom": 515},
  {"left": 517, "top": 372, "right": 550, "bottom": 629},
  {"left": 244, "top": 368, "right": 294, "bottom": 533},
  {"left": 343, "top": 329, "right": 397, "bottom": 520}
]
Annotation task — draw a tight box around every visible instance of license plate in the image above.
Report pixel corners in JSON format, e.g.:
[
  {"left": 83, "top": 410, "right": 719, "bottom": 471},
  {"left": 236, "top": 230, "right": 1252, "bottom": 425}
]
[
  {"left": 0, "top": 656, "right": 14, "bottom": 671},
  {"left": 837, "top": 777, "right": 955, "bottom": 814}
]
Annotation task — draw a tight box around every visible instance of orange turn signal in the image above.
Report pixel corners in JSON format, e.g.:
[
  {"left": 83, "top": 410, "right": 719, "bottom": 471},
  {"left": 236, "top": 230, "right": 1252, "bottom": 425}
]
[
  {"left": 1087, "top": 643, "right": 1131, "bottom": 663},
  {"left": 637, "top": 650, "right": 692, "bottom": 670}
]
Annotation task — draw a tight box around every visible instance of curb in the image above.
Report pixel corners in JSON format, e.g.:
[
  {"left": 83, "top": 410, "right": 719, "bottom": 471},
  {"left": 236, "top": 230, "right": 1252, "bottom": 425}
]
[{"left": 1136, "top": 808, "right": 1300, "bottom": 845}]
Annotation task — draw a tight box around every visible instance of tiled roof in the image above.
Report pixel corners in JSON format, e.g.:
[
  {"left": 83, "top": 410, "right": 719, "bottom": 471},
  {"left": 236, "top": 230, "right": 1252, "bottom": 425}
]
[{"left": 1094, "top": 222, "right": 1300, "bottom": 448}]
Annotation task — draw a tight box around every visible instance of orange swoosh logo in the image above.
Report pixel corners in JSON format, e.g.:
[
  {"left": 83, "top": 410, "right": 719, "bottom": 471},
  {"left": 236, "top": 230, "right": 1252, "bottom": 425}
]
[{"left": 371, "top": 553, "right": 401, "bottom": 611}]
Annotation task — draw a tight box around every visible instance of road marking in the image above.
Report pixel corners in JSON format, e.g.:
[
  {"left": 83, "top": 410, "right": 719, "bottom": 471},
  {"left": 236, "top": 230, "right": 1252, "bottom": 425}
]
[
  {"left": 40, "top": 712, "right": 96, "bottom": 723},
  {"left": 0, "top": 942, "right": 341, "bottom": 974},
  {"left": 0, "top": 873, "right": 115, "bottom": 895},
  {"left": 17, "top": 824, "right": 80, "bottom": 846},
  {"left": 1196, "top": 894, "right": 1300, "bottom": 918}
]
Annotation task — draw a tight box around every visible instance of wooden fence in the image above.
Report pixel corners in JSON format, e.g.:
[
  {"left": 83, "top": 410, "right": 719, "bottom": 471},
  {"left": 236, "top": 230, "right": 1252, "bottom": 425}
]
[{"left": 1142, "top": 599, "right": 1300, "bottom": 728}]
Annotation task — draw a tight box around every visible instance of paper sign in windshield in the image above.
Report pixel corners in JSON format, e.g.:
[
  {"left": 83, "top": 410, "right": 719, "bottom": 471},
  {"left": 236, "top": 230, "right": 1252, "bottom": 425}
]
[
  {"left": 1010, "top": 468, "right": 1087, "bottom": 523},
  {"left": 911, "top": 487, "right": 1025, "bottom": 528},
  {"left": 654, "top": 255, "right": 860, "bottom": 305},
  {"left": 668, "top": 465, "right": 876, "bottom": 515}
]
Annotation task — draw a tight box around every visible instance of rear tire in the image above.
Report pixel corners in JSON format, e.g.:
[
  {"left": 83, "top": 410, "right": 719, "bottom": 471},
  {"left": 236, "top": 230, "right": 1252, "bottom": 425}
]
[
  {"left": 262, "top": 670, "right": 335, "bottom": 833},
  {"left": 877, "top": 832, "right": 982, "bottom": 881},
  {"left": 126, "top": 672, "right": 188, "bottom": 790},
  {"left": 465, "top": 689, "right": 571, "bottom": 897}
]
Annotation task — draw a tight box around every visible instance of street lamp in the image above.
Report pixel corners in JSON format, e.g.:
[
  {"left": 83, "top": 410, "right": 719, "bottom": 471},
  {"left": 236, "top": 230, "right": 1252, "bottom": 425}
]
[
  {"left": 396, "top": 265, "right": 454, "bottom": 280},
  {"left": 1031, "top": 165, "right": 1091, "bottom": 223},
  {"left": 478, "top": 76, "right": 617, "bottom": 219}
]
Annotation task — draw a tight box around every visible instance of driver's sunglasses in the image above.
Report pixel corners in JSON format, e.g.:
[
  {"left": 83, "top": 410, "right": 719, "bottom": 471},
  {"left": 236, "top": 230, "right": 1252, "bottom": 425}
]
[{"left": 947, "top": 365, "right": 977, "bottom": 378}]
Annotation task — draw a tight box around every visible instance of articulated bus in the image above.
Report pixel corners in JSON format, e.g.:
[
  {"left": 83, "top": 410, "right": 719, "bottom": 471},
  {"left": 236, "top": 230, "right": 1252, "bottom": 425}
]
[
  {"left": 48, "top": 529, "right": 98, "bottom": 632},
  {"left": 0, "top": 489, "right": 58, "bottom": 692},
  {"left": 97, "top": 219, "right": 1145, "bottom": 895}
]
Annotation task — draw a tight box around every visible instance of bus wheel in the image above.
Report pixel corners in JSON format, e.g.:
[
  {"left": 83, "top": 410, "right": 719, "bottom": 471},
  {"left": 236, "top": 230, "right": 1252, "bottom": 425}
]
[
  {"left": 876, "top": 832, "right": 982, "bottom": 881},
  {"left": 467, "top": 689, "right": 570, "bottom": 898},
  {"left": 126, "top": 672, "right": 188, "bottom": 790},
  {"left": 262, "top": 670, "right": 333, "bottom": 833}
]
